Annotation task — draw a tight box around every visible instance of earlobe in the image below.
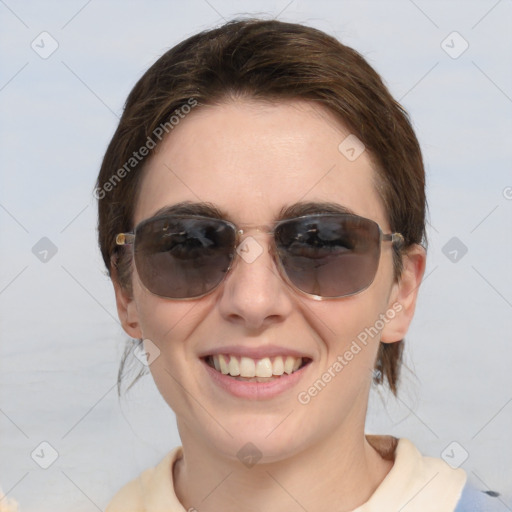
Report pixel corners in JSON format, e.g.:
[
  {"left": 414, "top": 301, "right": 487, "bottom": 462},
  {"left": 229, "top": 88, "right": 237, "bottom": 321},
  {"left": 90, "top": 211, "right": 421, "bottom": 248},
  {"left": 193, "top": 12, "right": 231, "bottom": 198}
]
[
  {"left": 111, "top": 266, "right": 143, "bottom": 339},
  {"left": 380, "top": 244, "right": 427, "bottom": 343}
]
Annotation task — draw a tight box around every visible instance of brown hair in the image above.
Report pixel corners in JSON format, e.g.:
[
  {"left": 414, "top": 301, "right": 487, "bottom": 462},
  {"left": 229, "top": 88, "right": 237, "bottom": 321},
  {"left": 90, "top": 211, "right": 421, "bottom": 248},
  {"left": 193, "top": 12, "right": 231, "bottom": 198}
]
[{"left": 96, "top": 18, "right": 426, "bottom": 396}]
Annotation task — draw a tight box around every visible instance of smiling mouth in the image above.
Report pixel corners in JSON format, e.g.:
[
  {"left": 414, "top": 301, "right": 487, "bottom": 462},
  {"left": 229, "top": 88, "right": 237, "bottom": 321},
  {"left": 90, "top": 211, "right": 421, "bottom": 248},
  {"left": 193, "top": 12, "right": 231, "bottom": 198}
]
[{"left": 203, "top": 354, "right": 312, "bottom": 382}]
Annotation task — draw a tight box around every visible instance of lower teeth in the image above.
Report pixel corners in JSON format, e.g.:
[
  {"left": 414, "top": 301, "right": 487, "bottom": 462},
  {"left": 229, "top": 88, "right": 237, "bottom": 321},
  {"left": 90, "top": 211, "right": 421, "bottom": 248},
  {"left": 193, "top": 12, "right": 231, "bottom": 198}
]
[{"left": 230, "top": 375, "right": 282, "bottom": 382}]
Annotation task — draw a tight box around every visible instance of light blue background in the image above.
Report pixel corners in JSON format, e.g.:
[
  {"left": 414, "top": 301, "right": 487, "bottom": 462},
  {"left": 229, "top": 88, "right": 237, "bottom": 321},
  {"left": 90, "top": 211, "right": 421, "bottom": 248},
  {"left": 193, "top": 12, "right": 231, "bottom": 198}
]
[{"left": 1, "top": 1, "right": 511, "bottom": 510}]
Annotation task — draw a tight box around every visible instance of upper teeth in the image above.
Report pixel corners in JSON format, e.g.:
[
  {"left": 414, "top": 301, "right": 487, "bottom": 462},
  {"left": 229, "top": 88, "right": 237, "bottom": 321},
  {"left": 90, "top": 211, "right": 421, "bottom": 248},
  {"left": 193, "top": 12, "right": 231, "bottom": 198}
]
[{"left": 211, "top": 355, "right": 303, "bottom": 378}]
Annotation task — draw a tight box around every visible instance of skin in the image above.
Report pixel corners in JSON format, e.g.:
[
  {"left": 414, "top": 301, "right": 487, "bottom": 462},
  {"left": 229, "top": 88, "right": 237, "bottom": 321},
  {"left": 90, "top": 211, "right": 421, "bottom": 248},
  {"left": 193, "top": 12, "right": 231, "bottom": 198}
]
[{"left": 114, "top": 99, "right": 426, "bottom": 512}]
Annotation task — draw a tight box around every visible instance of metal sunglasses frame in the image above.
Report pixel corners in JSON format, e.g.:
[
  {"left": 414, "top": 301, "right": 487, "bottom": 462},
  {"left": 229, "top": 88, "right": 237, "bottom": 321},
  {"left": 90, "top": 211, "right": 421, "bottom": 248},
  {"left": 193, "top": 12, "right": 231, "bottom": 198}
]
[{"left": 115, "top": 213, "right": 404, "bottom": 301}]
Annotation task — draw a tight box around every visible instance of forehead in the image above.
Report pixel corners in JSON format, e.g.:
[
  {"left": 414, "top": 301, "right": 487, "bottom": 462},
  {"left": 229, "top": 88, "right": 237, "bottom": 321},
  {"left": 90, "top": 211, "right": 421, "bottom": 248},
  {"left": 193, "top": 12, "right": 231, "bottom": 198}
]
[{"left": 134, "top": 99, "right": 388, "bottom": 228}]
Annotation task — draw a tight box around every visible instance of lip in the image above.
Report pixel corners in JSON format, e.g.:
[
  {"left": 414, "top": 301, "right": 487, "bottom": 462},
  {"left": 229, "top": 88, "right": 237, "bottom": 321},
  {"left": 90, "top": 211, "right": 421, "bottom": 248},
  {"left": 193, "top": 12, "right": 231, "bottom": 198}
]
[{"left": 201, "top": 356, "right": 312, "bottom": 400}]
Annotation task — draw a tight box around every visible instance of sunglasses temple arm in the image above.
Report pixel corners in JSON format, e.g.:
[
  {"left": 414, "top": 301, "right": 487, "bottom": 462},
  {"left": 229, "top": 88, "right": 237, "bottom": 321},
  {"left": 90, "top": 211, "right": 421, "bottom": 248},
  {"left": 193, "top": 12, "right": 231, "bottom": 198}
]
[
  {"left": 115, "top": 233, "right": 135, "bottom": 246},
  {"left": 383, "top": 232, "right": 405, "bottom": 248}
]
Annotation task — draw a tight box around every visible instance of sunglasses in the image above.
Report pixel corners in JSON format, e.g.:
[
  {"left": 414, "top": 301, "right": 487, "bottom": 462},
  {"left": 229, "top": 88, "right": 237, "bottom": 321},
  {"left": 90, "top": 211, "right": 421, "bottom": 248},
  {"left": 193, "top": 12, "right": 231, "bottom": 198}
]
[{"left": 115, "top": 213, "right": 404, "bottom": 300}]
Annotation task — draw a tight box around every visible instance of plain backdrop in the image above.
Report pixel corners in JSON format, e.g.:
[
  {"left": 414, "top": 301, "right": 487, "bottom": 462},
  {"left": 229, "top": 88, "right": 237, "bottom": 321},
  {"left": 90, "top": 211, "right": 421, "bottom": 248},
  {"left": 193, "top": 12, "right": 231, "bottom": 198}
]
[{"left": 0, "top": 1, "right": 511, "bottom": 510}]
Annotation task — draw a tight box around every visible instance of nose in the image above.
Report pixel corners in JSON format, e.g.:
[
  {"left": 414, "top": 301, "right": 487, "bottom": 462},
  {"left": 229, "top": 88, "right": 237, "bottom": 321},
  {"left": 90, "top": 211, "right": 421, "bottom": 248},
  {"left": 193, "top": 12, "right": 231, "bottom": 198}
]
[{"left": 216, "top": 233, "right": 294, "bottom": 331}]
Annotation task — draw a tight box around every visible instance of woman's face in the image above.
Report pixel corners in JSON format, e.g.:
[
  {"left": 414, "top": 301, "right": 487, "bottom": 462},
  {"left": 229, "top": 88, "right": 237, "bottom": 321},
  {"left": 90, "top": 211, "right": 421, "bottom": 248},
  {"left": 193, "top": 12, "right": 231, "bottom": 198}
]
[{"left": 116, "top": 99, "right": 421, "bottom": 462}]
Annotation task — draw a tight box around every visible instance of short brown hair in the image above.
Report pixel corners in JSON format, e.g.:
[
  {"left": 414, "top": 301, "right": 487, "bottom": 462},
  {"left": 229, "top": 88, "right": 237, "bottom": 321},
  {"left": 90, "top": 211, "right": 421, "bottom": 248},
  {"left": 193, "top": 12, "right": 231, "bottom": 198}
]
[{"left": 96, "top": 18, "right": 426, "bottom": 395}]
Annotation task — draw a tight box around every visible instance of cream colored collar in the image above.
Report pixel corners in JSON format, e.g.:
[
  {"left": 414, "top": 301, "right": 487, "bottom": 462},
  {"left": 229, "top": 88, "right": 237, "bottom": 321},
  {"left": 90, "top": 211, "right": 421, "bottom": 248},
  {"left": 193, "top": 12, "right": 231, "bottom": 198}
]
[{"left": 106, "top": 436, "right": 466, "bottom": 512}]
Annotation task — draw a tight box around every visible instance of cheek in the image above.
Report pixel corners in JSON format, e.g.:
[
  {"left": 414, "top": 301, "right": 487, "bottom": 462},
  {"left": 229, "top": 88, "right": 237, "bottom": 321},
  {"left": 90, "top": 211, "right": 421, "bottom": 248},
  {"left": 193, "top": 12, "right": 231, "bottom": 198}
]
[
  {"left": 312, "top": 264, "right": 394, "bottom": 358},
  {"left": 137, "top": 299, "right": 193, "bottom": 342},
  {"left": 316, "top": 298, "right": 384, "bottom": 373},
  {"left": 295, "top": 296, "right": 388, "bottom": 430},
  {"left": 304, "top": 259, "right": 395, "bottom": 392},
  {"left": 131, "top": 282, "right": 212, "bottom": 405},
  {"left": 135, "top": 296, "right": 201, "bottom": 415}
]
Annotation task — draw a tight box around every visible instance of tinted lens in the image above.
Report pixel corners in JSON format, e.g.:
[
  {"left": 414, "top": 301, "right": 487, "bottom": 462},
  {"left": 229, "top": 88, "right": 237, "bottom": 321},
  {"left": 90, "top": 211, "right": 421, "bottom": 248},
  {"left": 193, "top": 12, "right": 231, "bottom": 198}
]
[
  {"left": 134, "top": 216, "right": 236, "bottom": 298},
  {"left": 275, "top": 214, "right": 381, "bottom": 298}
]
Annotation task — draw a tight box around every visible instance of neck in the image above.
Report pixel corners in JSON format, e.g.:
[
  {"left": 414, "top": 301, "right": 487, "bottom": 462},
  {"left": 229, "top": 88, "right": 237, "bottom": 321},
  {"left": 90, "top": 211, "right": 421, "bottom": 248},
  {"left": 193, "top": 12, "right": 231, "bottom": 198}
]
[{"left": 173, "top": 426, "right": 393, "bottom": 512}]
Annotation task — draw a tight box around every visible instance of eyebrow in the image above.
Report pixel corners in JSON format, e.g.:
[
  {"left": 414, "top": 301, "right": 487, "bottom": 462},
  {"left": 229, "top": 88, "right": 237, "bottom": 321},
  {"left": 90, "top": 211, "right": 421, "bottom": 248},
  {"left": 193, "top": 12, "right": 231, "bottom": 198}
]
[
  {"left": 148, "top": 200, "right": 357, "bottom": 223},
  {"left": 278, "top": 201, "right": 356, "bottom": 219}
]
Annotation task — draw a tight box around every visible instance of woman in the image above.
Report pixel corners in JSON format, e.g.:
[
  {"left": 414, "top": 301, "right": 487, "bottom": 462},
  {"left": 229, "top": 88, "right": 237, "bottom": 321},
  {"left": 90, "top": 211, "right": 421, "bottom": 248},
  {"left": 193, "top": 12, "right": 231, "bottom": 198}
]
[{"left": 96, "top": 18, "right": 498, "bottom": 512}]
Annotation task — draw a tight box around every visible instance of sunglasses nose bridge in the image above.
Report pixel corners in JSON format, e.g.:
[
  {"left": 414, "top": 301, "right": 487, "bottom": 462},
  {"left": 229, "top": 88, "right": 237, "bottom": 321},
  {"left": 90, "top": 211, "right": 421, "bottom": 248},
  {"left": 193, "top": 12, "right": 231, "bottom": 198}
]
[
  {"left": 226, "top": 228, "right": 292, "bottom": 302},
  {"left": 232, "top": 226, "right": 310, "bottom": 300}
]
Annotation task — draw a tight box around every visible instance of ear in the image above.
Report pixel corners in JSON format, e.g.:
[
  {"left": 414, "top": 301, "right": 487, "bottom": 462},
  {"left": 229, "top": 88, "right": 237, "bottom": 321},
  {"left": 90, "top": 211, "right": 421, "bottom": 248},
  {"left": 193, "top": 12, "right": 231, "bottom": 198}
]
[
  {"left": 381, "top": 244, "right": 426, "bottom": 343},
  {"left": 111, "top": 264, "right": 143, "bottom": 339}
]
